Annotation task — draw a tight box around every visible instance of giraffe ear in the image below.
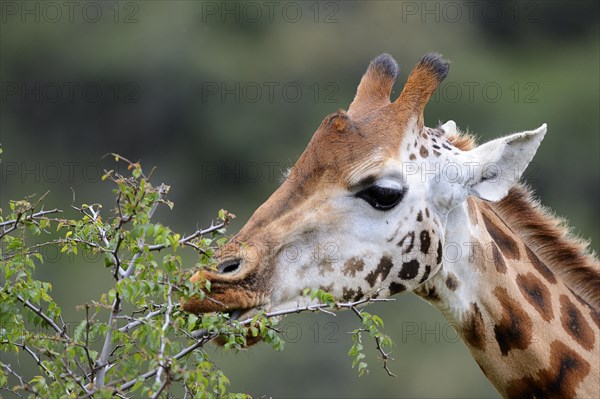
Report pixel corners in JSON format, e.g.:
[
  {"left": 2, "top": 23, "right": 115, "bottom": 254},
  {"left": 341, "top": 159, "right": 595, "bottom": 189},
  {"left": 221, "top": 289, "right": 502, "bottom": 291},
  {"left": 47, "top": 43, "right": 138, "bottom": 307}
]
[{"left": 460, "top": 124, "right": 547, "bottom": 202}]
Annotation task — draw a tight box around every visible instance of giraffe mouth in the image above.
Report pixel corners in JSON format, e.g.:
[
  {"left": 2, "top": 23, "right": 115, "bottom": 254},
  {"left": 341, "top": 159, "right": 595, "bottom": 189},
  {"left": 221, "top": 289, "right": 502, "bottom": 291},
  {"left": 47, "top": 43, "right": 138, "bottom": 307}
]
[
  {"left": 182, "top": 291, "right": 267, "bottom": 315},
  {"left": 207, "top": 306, "right": 270, "bottom": 347},
  {"left": 182, "top": 266, "right": 274, "bottom": 346},
  {"left": 227, "top": 306, "right": 264, "bottom": 322}
]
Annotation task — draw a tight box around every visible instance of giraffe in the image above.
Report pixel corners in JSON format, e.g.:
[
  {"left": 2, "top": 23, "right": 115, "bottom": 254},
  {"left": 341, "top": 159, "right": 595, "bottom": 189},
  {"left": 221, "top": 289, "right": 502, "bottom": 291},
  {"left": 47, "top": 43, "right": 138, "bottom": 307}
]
[{"left": 183, "top": 53, "right": 600, "bottom": 398}]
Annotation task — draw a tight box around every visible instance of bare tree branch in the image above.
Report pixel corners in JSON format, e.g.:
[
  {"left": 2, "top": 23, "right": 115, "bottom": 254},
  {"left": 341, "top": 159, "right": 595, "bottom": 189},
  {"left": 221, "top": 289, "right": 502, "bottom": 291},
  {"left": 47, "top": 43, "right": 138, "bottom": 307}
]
[
  {"left": 108, "top": 292, "right": 395, "bottom": 396},
  {"left": 155, "top": 284, "right": 173, "bottom": 384},
  {"left": 151, "top": 375, "right": 170, "bottom": 399},
  {"left": 117, "top": 338, "right": 207, "bottom": 392},
  {"left": 117, "top": 308, "right": 165, "bottom": 333},
  {"left": 0, "top": 206, "right": 63, "bottom": 239},
  {"left": 94, "top": 184, "right": 168, "bottom": 388},
  {"left": 0, "top": 208, "right": 63, "bottom": 228},
  {"left": 4, "top": 342, "right": 59, "bottom": 386}
]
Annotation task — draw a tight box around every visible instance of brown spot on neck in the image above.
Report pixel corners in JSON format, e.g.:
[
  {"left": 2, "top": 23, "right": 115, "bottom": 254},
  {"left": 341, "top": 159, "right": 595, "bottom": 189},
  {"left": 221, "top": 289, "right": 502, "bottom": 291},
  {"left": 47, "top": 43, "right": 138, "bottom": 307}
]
[
  {"left": 416, "top": 210, "right": 423, "bottom": 222},
  {"left": 567, "top": 288, "right": 600, "bottom": 330},
  {"left": 481, "top": 212, "right": 519, "bottom": 261},
  {"left": 505, "top": 340, "right": 591, "bottom": 399},
  {"left": 365, "top": 256, "right": 394, "bottom": 287},
  {"left": 419, "top": 145, "right": 429, "bottom": 158},
  {"left": 318, "top": 258, "right": 334, "bottom": 276},
  {"left": 525, "top": 246, "right": 557, "bottom": 284},
  {"left": 468, "top": 238, "right": 485, "bottom": 272},
  {"left": 445, "top": 272, "right": 459, "bottom": 291},
  {"left": 342, "top": 257, "right": 365, "bottom": 278},
  {"left": 342, "top": 287, "right": 356, "bottom": 302},
  {"left": 319, "top": 283, "right": 334, "bottom": 293},
  {"left": 516, "top": 272, "right": 554, "bottom": 322},
  {"left": 466, "top": 197, "right": 479, "bottom": 225},
  {"left": 493, "top": 286, "right": 533, "bottom": 356},
  {"left": 490, "top": 184, "right": 600, "bottom": 310},
  {"left": 491, "top": 242, "right": 507, "bottom": 273},
  {"left": 590, "top": 310, "right": 600, "bottom": 330},
  {"left": 462, "top": 303, "right": 486, "bottom": 350},
  {"left": 559, "top": 295, "right": 595, "bottom": 351},
  {"left": 353, "top": 286, "right": 364, "bottom": 302}
]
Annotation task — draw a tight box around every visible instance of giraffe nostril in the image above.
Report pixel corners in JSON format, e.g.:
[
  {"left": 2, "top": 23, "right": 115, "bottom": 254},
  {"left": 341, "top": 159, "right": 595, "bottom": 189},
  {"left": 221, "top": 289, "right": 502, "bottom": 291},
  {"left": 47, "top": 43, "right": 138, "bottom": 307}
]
[{"left": 217, "top": 259, "right": 242, "bottom": 275}]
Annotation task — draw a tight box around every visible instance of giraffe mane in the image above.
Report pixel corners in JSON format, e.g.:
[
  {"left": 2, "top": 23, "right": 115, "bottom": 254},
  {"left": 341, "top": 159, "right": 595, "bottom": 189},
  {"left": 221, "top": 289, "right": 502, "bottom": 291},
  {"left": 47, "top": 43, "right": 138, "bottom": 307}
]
[
  {"left": 492, "top": 185, "right": 600, "bottom": 311},
  {"left": 443, "top": 129, "right": 476, "bottom": 151},
  {"left": 446, "top": 131, "right": 600, "bottom": 311}
]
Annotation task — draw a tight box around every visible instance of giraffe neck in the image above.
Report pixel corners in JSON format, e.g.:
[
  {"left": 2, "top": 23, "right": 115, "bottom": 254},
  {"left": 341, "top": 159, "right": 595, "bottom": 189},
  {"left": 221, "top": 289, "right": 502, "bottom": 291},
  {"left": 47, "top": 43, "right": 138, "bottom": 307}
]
[{"left": 416, "top": 195, "right": 600, "bottom": 398}]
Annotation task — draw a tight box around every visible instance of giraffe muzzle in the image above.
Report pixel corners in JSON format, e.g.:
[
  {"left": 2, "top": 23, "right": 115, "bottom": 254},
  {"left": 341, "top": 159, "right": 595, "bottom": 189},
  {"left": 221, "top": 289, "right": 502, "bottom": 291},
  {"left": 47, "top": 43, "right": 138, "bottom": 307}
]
[{"left": 182, "top": 257, "right": 270, "bottom": 314}]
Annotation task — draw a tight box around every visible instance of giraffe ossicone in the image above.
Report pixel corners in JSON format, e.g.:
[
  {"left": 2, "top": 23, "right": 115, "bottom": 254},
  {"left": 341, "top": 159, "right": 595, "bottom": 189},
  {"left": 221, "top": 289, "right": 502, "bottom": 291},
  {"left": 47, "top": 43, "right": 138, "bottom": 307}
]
[{"left": 184, "top": 53, "right": 600, "bottom": 398}]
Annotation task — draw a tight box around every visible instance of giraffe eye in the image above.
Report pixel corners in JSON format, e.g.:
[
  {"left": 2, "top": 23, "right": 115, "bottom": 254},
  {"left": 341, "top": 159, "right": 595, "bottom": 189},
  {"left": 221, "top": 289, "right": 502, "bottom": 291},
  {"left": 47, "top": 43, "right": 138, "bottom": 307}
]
[{"left": 356, "top": 186, "right": 405, "bottom": 210}]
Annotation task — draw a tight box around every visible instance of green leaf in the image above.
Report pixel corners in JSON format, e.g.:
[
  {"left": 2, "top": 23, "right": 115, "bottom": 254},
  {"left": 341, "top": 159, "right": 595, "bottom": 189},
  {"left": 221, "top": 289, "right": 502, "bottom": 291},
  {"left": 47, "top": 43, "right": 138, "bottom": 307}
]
[{"left": 104, "top": 254, "right": 114, "bottom": 268}]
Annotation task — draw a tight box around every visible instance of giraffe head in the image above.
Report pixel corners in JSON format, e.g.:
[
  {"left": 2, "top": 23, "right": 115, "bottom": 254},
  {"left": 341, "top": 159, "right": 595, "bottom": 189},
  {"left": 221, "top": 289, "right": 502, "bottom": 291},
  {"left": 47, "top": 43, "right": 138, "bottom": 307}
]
[{"left": 183, "top": 53, "right": 546, "bottom": 326}]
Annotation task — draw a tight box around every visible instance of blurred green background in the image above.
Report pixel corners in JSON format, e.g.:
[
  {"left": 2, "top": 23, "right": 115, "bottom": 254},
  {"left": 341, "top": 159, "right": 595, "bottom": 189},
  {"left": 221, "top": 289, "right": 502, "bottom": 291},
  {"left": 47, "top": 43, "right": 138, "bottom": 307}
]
[{"left": 1, "top": 1, "right": 598, "bottom": 398}]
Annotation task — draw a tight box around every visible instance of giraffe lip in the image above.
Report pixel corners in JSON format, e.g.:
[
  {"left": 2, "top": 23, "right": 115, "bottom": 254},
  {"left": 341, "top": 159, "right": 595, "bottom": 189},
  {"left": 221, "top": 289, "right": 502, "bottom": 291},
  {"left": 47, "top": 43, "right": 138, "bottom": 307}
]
[
  {"left": 225, "top": 305, "right": 259, "bottom": 321},
  {"left": 227, "top": 300, "right": 269, "bottom": 322}
]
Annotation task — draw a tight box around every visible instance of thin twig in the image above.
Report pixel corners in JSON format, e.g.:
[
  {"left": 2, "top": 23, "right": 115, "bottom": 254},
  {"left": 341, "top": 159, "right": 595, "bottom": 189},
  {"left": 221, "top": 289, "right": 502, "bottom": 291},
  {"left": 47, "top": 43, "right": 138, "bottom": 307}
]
[
  {"left": 0, "top": 205, "right": 61, "bottom": 227},
  {"left": 83, "top": 304, "right": 95, "bottom": 382},
  {"left": 15, "top": 295, "right": 70, "bottom": 340},
  {"left": 1, "top": 362, "right": 39, "bottom": 398},
  {"left": 151, "top": 375, "right": 169, "bottom": 399},
  {"left": 117, "top": 308, "right": 165, "bottom": 333},
  {"left": 1, "top": 386, "right": 25, "bottom": 399},
  {"left": 22, "top": 345, "right": 53, "bottom": 378},
  {"left": 0, "top": 208, "right": 62, "bottom": 238},
  {"left": 117, "top": 339, "right": 206, "bottom": 392},
  {"left": 146, "top": 221, "right": 225, "bottom": 252},
  {"left": 0, "top": 237, "right": 107, "bottom": 262},
  {"left": 60, "top": 357, "right": 90, "bottom": 395},
  {"left": 102, "top": 153, "right": 149, "bottom": 180},
  {"left": 375, "top": 336, "right": 396, "bottom": 377}
]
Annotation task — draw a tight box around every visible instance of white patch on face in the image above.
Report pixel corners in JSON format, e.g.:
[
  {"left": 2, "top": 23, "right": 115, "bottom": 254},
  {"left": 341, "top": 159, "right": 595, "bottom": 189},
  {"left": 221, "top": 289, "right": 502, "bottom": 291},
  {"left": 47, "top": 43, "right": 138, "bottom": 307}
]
[
  {"left": 426, "top": 201, "right": 484, "bottom": 320},
  {"left": 265, "top": 122, "right": 461, "bottom": 310}
]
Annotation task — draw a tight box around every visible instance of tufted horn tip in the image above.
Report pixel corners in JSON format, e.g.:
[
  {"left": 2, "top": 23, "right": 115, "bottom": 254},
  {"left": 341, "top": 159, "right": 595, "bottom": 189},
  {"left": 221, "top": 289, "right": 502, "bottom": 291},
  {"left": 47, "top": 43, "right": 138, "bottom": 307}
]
[
  {"left": 348, "top": 53, "right": 399, "bottom": 116},
  {"left": 394, "top": 53, "right": 451, "bottom": 124},
  {"left": 418, "top": 53, "right": 450, "bottom": 83},
  {"left": 370, "top": 53, "right": 399, "bottom": 79}
]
